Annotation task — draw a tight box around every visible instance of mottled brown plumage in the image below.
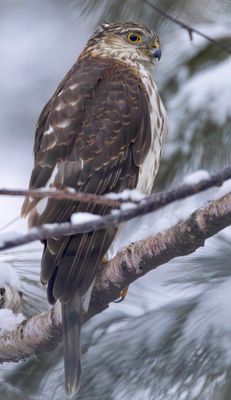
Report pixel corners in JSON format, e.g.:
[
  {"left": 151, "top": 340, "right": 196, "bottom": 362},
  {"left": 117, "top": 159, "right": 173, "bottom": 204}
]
[
  {"left": 22, "top": 57, "right": 151, "bottom": 302},
  {"left": 22, "top": 21, "right": 168, "bottom": 397}
]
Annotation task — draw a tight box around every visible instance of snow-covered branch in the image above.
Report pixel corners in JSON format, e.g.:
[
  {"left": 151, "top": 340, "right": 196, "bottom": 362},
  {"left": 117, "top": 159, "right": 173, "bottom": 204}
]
[
  {"left": 0, "top": 165, "right": 231, "bottom": 206},
  {"left": 0, "top": 264, "right": 24, "bottom": 334},
  {"left": 0, "top": 191, "right": 230, "bottom": 362},
  {"left": 1, "top": 166, "right": 231, "bottom": 252}
]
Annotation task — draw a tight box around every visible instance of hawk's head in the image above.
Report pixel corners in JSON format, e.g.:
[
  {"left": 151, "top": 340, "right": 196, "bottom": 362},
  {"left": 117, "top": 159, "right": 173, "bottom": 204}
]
[{"left": 83, "top": 21, "right": 161, "bottom": 66}]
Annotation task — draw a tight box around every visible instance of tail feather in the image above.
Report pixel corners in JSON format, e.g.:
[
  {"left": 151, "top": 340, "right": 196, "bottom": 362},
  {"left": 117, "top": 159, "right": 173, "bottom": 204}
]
[{"left": 62, "top": 293, "right": 82, "bottom": 398}]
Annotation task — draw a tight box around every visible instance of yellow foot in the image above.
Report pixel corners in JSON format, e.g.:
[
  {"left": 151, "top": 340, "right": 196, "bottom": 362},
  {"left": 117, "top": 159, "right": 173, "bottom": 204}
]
[
  {"left": 101, "top": 256, "right": 109, "bottom": 265},
  {"left": 114, "top": 286, "right": 129, "bottom": 303}
]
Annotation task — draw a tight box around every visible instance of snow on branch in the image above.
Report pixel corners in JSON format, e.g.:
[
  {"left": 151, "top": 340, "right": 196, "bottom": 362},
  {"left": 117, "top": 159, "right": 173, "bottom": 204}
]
[
  {"left": 0, "top": 264, "right": 24, "bottom": 333},
  {"left": 0, "top": 166, "right": 231, "bottom": 252},
  {"left": 0, "top": 166, "right": 231, "bottom": 209},
  {"left": 0, "top": 192, "right": 230, "bottom": 362}
]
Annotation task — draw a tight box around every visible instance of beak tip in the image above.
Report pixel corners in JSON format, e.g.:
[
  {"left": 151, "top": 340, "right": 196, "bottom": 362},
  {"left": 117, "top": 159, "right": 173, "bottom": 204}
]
[{"left": 152, "top": 48, "right": 161, "bottom": 61}]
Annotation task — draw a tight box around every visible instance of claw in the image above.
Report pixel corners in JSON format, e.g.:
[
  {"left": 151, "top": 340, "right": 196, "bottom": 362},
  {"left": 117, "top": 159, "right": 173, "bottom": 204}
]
[
  {"left": 100, "top": 257, "right": 128, "bottom": 302},
  {"left": 101, "top": 256, "right": 109, "bottom": 265},
  {"left": 114, "top": 286, "right": 129, "bottom": 303}
]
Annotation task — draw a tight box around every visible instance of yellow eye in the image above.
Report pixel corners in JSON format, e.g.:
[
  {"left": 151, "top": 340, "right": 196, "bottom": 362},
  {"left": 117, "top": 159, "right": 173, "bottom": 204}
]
[{"left": 127, "top": 32, "right": 142, "bottom": 43}]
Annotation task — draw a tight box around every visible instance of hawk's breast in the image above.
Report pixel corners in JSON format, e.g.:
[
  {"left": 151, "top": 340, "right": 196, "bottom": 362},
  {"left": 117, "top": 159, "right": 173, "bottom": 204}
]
[{"left": 136, "top": 64, "right": 169, "bottom": 195}]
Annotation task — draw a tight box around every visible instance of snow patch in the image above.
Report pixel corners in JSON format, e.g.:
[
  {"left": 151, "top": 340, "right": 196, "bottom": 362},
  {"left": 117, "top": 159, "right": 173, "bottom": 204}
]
[
  {"left": 105, "top": 189, "right": 145, "bottom": 201},
  {"left": 183, "top": 170, "right": 210, "bottom": 185},
  {"left": 0, "top": 263, "right": 21, "bottom": 290},
  {"left": 180, "top": 278, "right": 231, "bottom": 365},
  {"left": 173, "top": 58, "right": 231, "bottom": 125},
  {"left": 213, "top": 178, "right": 231, "bottom": 199},
  {"left": 71, "top": 212, "right": 100, "bottom": 225},
  {"left": 0, "top": 309, "right": 24, "bottom": 331},
  {"left": 120, "top": 202, "right": 137, "bottom": 211}
]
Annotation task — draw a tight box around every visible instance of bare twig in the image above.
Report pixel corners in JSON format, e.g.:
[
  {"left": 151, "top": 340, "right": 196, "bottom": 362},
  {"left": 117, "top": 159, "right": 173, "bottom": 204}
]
[
  {"left": 1, "top": 167, "right": 231, "bottom": 209},
  {"left": 0, "top": 187, "right": 122, "bottom": 208},
  {"left": 0, "top": 192, "right": 230, "bottom": 362},
  {"left": 0, "top": 167, "right": 231, "bottom": 252},
  {"left": 143, "top": 0, "right": 231, "bottom": 55}
]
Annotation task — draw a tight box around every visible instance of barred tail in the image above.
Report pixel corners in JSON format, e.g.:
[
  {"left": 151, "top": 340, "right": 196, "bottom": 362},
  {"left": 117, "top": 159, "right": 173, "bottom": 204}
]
[{"left": 62, "top": 293, "right": 82, "bottom": 398}]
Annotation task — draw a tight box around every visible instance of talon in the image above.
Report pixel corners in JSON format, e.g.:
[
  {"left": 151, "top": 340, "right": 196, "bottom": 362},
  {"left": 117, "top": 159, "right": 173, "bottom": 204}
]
[
  {"left": 114, "top": 286, "right": 129, "bottom": 303},
  {"left": 101, "top": 256, "right": 109, "bottom": 265}
]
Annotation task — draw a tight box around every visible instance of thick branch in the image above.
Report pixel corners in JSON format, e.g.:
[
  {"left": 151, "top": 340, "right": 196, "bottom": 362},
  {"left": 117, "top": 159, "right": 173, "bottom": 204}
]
[
  {"left": 0, "top": 192, "right": 230, "bottom": 362},
  {"left": 1, "top": 167, "right": 231, "bottom": 252},
  {"left": 0, "top": 284, "right": 22, "bottom": 314}
]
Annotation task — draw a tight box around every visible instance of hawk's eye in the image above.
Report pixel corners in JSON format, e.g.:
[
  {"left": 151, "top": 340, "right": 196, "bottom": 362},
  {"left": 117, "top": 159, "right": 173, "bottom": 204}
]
[{"left": 127, "top": 32, "right": 142, "bottom": 43}]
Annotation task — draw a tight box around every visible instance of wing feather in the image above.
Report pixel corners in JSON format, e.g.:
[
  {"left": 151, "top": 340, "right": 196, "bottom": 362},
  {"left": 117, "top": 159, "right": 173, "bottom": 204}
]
[{"left": 22, "top": 57, "right": 152, "bottom": 303}]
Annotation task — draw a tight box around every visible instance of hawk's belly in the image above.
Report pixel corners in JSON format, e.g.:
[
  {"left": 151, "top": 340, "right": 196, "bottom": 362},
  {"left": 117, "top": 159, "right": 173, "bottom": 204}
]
[
  {"left": 136, "top": 64, "right": 168, "bottom": 196},
  {"left": 107, "top": 63, "right": 169, "bottom": 258}
]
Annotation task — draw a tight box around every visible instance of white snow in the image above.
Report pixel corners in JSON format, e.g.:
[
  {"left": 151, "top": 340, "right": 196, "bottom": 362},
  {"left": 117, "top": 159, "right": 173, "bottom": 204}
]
[
  {"left": 0, "top": 263, "right": 26, "bottom": 333},
  {"left": 172, "top": 57, "right": 231, "bottom": 125},
  {"left": 0, "top": 309, "right": 24, "bottom": 331},
  {"left": 120, "top": 202, "right": 137, "bottom": 211},
  {"left": 213, "top": 178, "right": 231, "bottom": 199},
  {"left": 179, "top": 278, "right": 231, "bottom": 366},
  {"left": 105, "top": 189, "right": 145, "bottom": 201},
  {"left": 110, "top": 209, "right": 120, "bottom": 216},
  {"left": 182, "top": 170, "right": 210, "bottom": 185},
  {"left": 0, "top": 263, "right": 21, "bottom": 290},
  {"left": 71, "top": 212, "right": 100, "bottom": 225}
]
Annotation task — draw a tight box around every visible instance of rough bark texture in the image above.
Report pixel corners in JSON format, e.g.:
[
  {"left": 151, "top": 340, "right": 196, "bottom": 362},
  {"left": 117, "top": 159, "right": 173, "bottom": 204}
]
[
  {"left": 88, "top": 191, "right": 231, "bottom": 319},
  {"left": 0, "top": 192, "right": 230, "bottom": 363},
  {"left": 0, "top": 303, "right": 62, "bottom": 362}
]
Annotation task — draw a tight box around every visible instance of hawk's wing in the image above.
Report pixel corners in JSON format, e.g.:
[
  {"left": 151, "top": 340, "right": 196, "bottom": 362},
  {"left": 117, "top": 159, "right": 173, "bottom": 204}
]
[{"left": 22, "top": 57, "right": 151, "bottom": 303}]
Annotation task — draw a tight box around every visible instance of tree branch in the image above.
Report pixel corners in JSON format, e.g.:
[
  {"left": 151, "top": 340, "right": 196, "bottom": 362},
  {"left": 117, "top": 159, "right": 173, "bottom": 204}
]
[
  {"left": 0, "top": 165, "right": 231, "bottom": 207},
  {"left": 0, "top": 284, "right": 22, "bottom": 315},
  {"left": 1, "top": 167, "right": 231, "bottom": 252},
  {"left": 143, "top": 0, "right": 231, "bottom": 55},
  {"left": 0, "top": 192, "right": 230, "bottom": 362}
]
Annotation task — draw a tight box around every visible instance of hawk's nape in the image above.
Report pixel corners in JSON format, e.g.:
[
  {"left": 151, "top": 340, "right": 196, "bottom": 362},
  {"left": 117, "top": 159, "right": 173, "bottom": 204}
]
[{"left": 21, "top": 21, "right": 168, "bottom": 396}]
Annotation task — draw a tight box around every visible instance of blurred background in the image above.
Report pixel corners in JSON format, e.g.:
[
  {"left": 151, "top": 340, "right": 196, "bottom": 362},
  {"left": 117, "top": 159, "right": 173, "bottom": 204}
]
[{"left": 0, "top": 0, "right": 231, "bottom": 399}]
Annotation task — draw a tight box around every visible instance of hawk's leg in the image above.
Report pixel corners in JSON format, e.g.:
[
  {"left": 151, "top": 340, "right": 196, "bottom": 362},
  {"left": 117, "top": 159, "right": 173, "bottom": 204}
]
[
  {"left": 100, "top": 257, "right": 129, "bottom": 302},
  {"left": 101, "top": 256, "right": 109, "bottom": 265},
  {"left": 114, "top": 286, "right": 129, "bottom": 303}
]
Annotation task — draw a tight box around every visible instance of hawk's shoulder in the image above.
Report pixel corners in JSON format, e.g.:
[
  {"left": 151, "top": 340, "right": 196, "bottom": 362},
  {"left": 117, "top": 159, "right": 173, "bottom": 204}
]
[{"left": 22, "top": 56, "right": 152, "bottom": 224}]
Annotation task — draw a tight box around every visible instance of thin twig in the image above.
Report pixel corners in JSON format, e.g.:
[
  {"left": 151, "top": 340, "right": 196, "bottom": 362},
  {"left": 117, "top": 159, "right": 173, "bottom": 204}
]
[
  {"left": 143, "top": 0, "right": 231, "bottom": 55},
  {"left": 0, "top": 187, "right": 122, "bottom": 208},
  {"left": 0, "top": 166, "right": 231, "bottom": 209},
  {"left": 0, "top": 168, "right": 231, "bottom": 252}
]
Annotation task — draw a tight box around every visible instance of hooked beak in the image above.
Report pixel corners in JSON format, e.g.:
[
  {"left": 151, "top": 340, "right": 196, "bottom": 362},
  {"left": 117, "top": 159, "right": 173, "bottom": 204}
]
[
  {"left": 150, "top": 47, "right": 161, "bottom": 61},
  {"left": 148, "top": 38, "right": 161, "bottom": 61}
]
